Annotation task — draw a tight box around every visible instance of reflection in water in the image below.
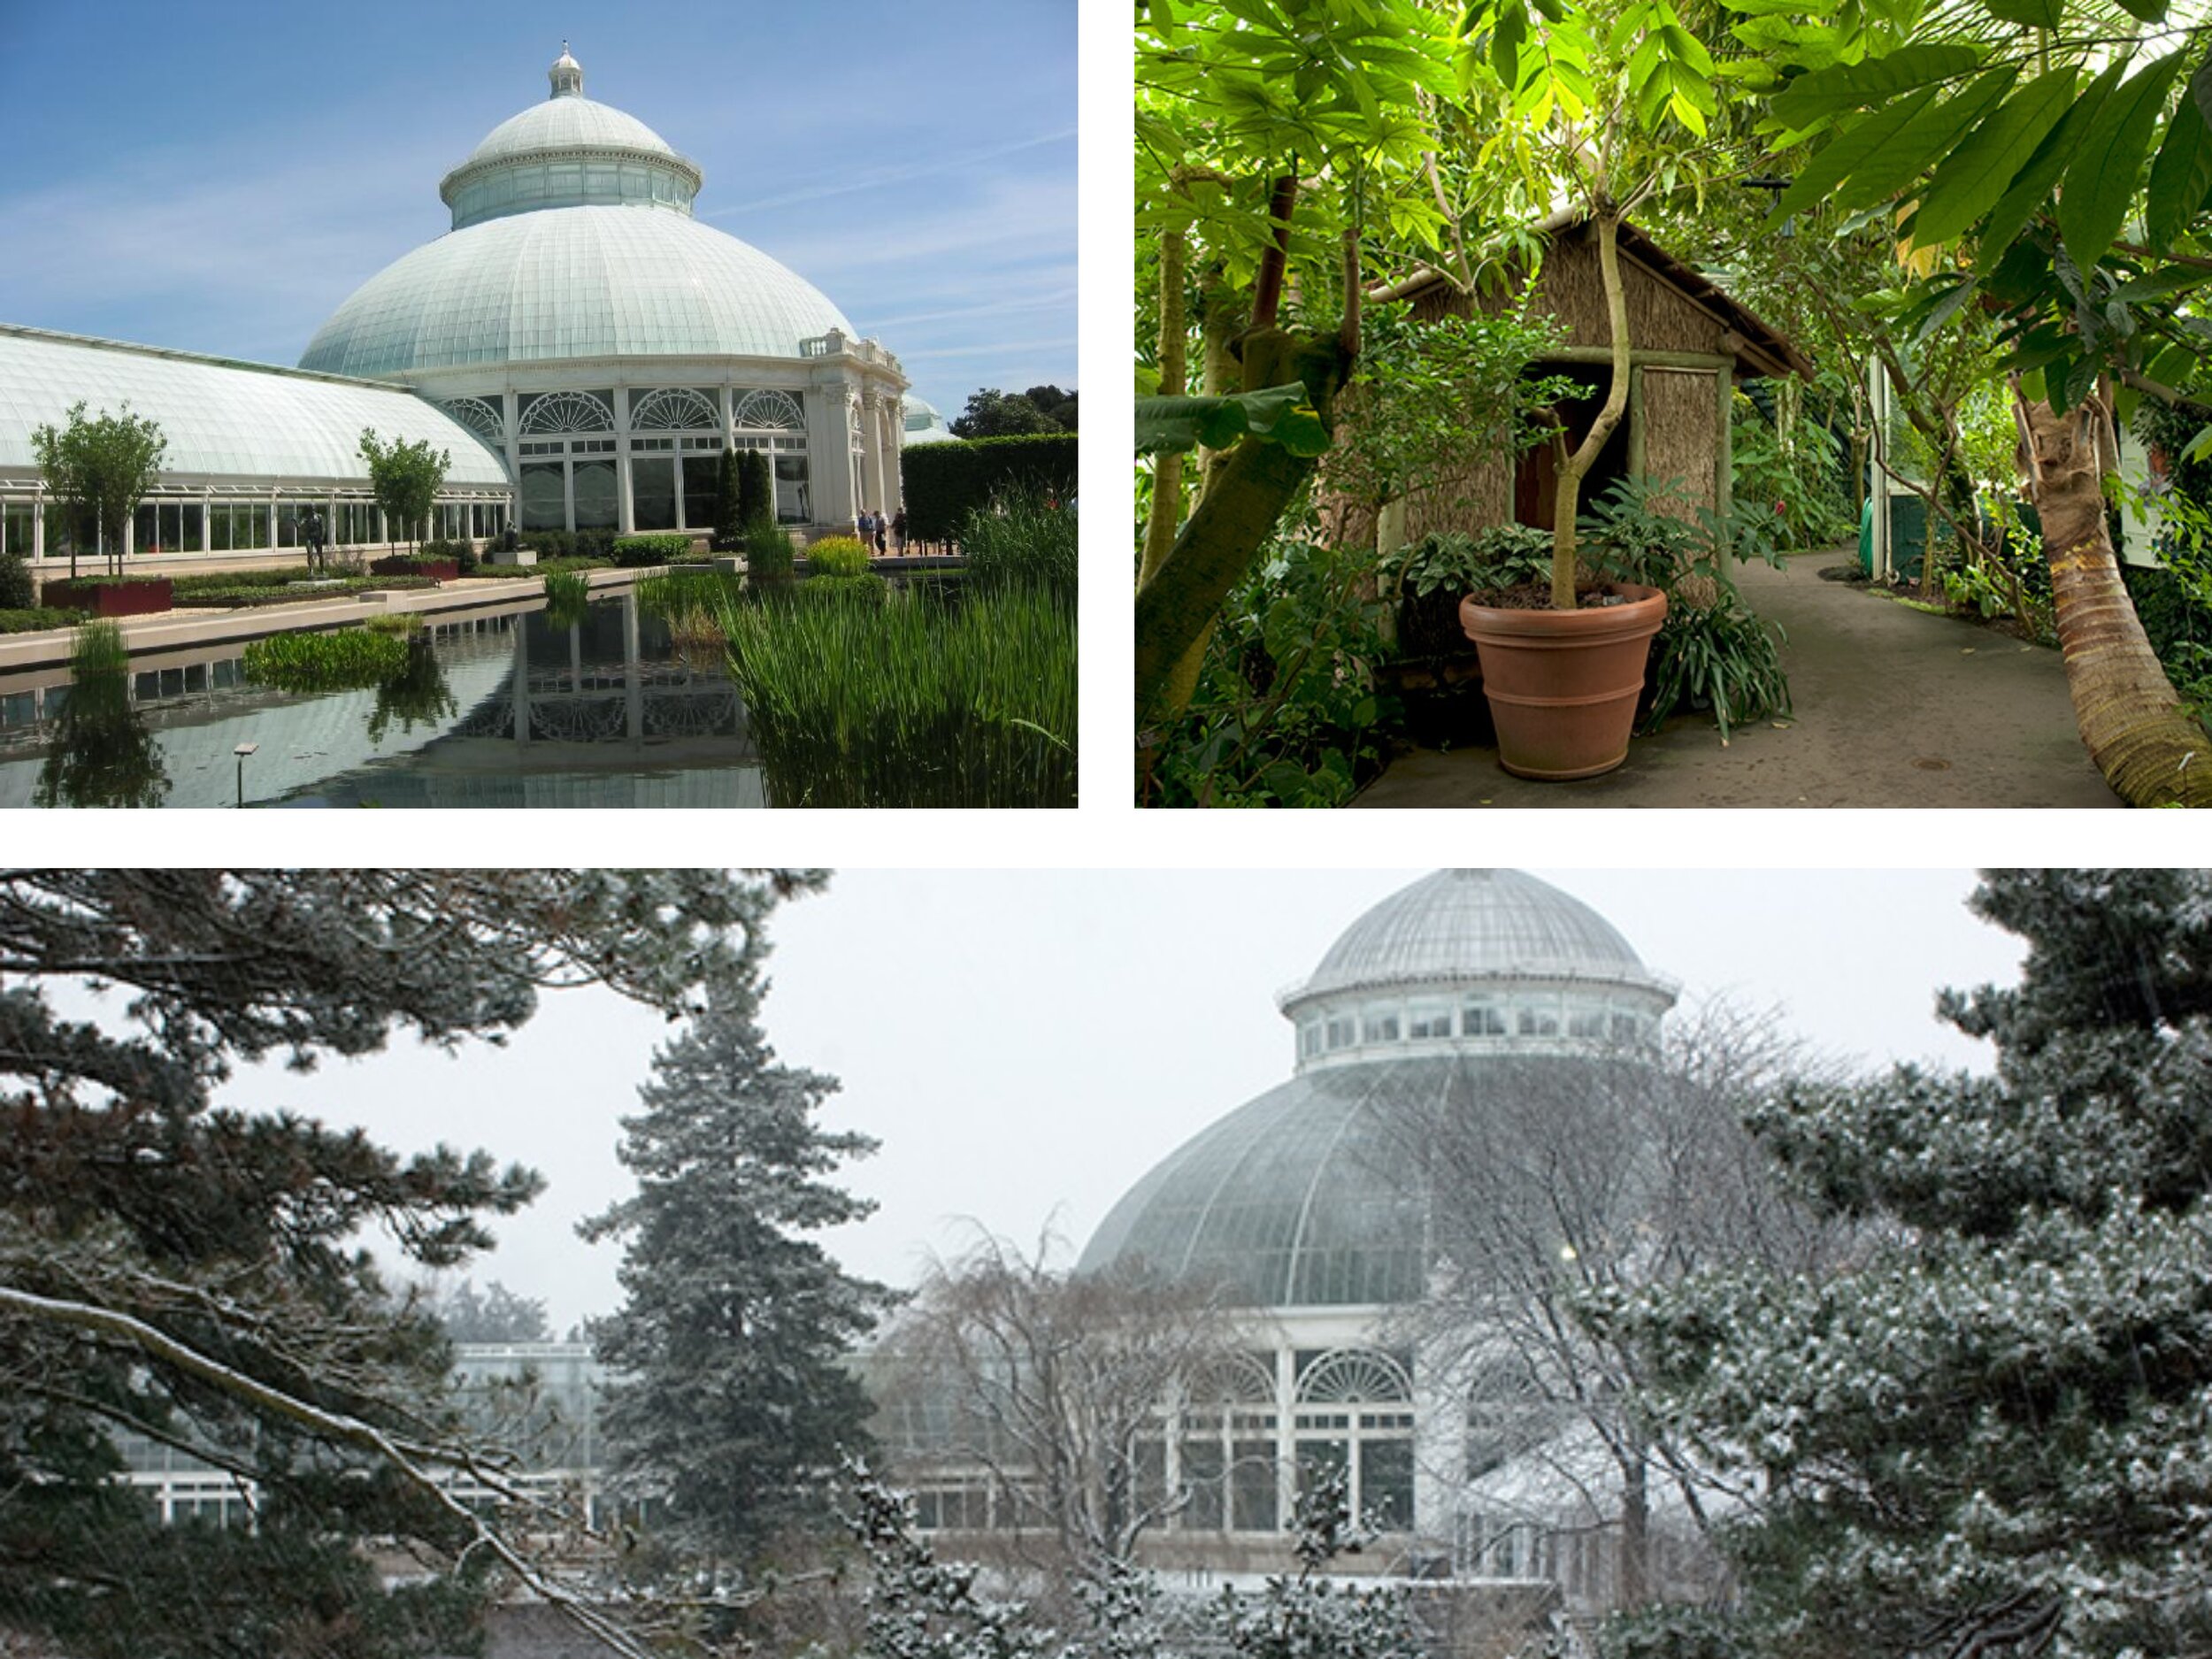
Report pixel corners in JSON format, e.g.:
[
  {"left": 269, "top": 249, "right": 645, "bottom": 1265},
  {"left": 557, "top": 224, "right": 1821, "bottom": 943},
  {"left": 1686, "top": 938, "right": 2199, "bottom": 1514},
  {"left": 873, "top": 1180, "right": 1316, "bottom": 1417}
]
[
  {"left": 33, "top": 623, "right": 170, "bottom": 808},
  {"left": 367, "top": 635, "right": 457, "bottom": 745}
]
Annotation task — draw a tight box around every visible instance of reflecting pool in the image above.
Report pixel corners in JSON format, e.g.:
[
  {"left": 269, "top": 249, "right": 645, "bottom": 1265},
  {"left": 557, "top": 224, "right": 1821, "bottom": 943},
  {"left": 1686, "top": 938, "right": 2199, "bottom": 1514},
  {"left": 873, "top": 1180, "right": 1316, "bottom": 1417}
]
[{"left": 0, "top": 593, "right": 765, "bottom": 808}]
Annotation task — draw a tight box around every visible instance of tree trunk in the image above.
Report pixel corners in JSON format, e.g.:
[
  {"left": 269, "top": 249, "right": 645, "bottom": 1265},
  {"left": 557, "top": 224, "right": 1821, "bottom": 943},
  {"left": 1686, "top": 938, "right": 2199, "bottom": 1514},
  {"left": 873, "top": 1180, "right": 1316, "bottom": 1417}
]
[
  {"left": 1135, "top": 327, "right": 1352, "bottom": 722},
  {"left": 1550, "top": 211, "right": 1635, "bottom": 609},
  {"left": 2018, "top": 391, "right": 2212, "bottom": 805},
  {"left": 1617, "top": 1446, "right": 1650, "bottom": 1609}
]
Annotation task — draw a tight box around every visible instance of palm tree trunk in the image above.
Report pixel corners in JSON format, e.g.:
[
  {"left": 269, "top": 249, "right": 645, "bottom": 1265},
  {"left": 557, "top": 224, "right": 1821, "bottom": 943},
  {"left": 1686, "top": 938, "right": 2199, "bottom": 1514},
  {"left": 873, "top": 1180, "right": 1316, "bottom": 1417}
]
[{"left": 2017, "top": 390, "right": 2212, "bottom": 805}]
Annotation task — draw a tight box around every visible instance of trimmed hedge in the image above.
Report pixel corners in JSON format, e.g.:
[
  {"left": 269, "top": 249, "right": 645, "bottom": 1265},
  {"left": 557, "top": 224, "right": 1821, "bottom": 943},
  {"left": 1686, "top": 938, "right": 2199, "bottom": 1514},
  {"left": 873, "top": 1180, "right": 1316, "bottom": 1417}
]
[
  {"left": 170, "top": 575, "right": 440, "bottom": 608},
  {"left": 805, "top": 536, "right": 871, "bottom": 577},
  {"left": 0, "top": 607, "right": 88, "bottom": 634},
  {"left": 612, "top": 533, "right": 693, "bottom": 567},
  {"left": 902, "top": 433, "right": 1078, "bottom": 543}
]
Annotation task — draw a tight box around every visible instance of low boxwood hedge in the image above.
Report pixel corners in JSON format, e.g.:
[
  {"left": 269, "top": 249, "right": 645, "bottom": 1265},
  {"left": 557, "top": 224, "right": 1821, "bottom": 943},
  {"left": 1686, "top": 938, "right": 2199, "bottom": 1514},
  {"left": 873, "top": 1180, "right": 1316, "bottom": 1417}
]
[{"left": 0, "top": 607, "right": 88, "bottom": 634}]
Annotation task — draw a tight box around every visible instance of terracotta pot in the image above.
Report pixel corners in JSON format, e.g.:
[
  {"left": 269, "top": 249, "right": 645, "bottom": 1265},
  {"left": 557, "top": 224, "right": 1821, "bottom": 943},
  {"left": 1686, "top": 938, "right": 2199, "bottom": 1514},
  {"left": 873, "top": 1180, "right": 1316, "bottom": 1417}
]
[{"left": 1458, "top": 581, "right": 1668, "bottom": 780}]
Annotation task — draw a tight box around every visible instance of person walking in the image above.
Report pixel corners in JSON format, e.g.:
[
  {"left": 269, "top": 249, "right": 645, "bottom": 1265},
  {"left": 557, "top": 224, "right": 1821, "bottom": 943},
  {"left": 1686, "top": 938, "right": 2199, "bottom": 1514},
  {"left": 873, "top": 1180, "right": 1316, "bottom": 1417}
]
[
  {"left": 891, "top": 508, "right": 907, "bottom": 555},
  {"left": 872, "top": 509, "right": 888, "bottom": 557},
  {"left": 856, "top": 507, "right": 874, "bottom": 551}
]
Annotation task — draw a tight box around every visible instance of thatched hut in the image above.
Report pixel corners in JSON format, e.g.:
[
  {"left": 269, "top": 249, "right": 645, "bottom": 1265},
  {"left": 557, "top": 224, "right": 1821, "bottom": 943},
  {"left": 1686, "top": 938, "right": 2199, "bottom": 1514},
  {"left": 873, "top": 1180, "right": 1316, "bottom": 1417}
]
[{"left": 1364, "top": 210, "right": 1812, "bottom": 549}]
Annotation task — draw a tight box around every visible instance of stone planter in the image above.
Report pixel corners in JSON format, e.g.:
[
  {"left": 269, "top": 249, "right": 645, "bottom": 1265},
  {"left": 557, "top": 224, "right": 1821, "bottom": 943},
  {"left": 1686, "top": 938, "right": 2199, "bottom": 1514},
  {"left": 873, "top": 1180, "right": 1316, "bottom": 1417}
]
[
  {"left": 369, "top": 557, "right": 458, "bottom": 581},
  {"left": 1459, "top": 581, "right": 1668, "bottom": 780},
  {"left": 41, "top": 577, "right": 174, "bottom": 618}
]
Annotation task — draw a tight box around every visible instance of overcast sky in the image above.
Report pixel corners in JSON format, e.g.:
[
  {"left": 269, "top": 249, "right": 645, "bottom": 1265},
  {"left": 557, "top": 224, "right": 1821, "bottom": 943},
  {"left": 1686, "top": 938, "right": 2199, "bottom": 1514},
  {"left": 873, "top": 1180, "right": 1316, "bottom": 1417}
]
[
  {"left": 0, "top": 0, "right": 1074, "bottom": 423},
  {"left": 191, "top": 869, "right": 2030, "bottom": 1333}
]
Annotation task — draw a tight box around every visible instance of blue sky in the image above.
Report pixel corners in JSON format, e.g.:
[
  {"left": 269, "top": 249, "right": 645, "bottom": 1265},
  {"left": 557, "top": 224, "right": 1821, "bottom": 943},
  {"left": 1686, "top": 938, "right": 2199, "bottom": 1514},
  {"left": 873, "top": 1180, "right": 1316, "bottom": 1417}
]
[{"left": 0, "top": 0, "right": 1076, "bottom": 423}]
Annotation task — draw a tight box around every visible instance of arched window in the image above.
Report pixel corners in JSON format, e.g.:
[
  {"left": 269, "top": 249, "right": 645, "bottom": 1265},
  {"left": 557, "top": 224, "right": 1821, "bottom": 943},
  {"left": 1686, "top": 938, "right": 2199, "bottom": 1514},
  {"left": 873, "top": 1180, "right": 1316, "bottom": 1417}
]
[
  {"left": 629, "top": 388, "right": 718, "bottom": 431},
  {"left": 733, "top": 389, "right": 804, "bottom": 431},
  {"left": 441, "top": 396, "right": 504, "bottom": 442},
  {"left": 518, "top": 390, "right": 615, "bottom": 434}
]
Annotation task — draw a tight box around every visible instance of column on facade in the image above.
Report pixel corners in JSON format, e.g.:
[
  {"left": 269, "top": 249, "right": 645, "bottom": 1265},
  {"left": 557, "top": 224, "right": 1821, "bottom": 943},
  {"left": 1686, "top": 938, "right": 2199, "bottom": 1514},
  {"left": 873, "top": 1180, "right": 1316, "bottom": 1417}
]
[
  {"left": 1411, "top": 1333, "right": 1470, "bottom": 1547},
  {"left": 880, "top": 396, "right": 905, "bottom": 511},
  {"left": 805, "top": 384, "right": 856, "bottom": 531},
  {"left": 615, "top": 388, "right": 637, "bottom": 535},
  {"left": 858, "top": 389, "right": 887, "bottom": 520}
]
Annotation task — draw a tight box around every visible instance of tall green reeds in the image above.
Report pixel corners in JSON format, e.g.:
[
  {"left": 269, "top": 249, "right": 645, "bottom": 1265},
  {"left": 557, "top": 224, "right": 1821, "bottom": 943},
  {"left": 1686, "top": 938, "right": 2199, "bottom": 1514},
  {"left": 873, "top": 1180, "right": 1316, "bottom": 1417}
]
[
  {"left": 35, "top": 620, "right": 168, "bottom": 808},
  {"left": 959, "top": 484, "right": 1078, "bottom": 603},
  {"left": 717, "top": 586, "right": 1075, "bottom": 807},
  {"left": 542, "top": 570, "right": 592, "bottom": 630}
]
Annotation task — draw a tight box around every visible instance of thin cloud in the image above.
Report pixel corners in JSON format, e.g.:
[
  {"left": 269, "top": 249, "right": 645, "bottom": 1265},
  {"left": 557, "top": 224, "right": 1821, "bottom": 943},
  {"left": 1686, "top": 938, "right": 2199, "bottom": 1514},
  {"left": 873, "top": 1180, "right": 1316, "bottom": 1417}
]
[{"left": 703, "top": 128, "right": 1076, "bottom": 219}]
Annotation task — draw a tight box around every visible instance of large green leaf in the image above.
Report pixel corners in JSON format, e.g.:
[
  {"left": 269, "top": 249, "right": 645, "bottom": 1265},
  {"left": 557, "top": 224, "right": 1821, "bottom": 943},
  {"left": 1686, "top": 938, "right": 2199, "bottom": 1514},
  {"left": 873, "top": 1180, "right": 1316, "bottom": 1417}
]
[
  {"left": 2060, "top": 51, "right": 2186, "bottom": 271},
  {"left": 1909, "top": 66, "right": 2077, "bottom": 246},
  {"left": 2147, "top": 96, "right": 2212, "bottom": 248},
  {"left": 1976, "top": 58, "right": 2127, "bottom": 273},
  {"left": 1982, "top": 0, "right": 2062, "bottom": 24},
  {"left": 1770, "top": 86, "right": 1942, "bottom": 221},
  {"left": 1829, "top": 67, "right": 2020, "bottom": 218},
  {"left": 2114, "top": 0, "right": 2168, "bottom": 19},
  {"left": 1134, "top": 383, "right": 1332, "bottom": 457},
  {"left": 1770, "top": 42, "right": 1983, "bottom": 129}
]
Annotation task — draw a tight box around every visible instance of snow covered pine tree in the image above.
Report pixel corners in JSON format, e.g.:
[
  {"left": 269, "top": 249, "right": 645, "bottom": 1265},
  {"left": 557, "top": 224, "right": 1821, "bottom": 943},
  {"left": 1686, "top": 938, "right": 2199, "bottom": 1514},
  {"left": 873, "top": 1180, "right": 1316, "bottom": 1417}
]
[
  {"left": 1614, "top": 870, "right": 2212, "bottom": 1659},
  {"left": 584, "top": 941, "right": 894, "bottom": 1571}
]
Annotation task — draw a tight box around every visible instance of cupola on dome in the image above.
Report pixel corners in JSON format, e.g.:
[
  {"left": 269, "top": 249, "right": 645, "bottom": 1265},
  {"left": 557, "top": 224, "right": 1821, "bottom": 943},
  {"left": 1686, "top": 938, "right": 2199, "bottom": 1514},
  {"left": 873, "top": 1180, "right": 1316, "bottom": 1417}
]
[{"left": 1079, "top": 871, "right": 1678, "bottom": 1309}]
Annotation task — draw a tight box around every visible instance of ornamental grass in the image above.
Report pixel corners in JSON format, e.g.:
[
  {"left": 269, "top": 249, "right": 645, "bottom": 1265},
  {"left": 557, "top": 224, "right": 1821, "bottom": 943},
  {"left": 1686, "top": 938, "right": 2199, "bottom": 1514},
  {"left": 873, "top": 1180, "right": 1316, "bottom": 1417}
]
[
  {"left": 241, "top": 626, "right": 409, "bottom": 693},
  {"left": 716, "top": 585, "right": 1074, "bottom": 808}
]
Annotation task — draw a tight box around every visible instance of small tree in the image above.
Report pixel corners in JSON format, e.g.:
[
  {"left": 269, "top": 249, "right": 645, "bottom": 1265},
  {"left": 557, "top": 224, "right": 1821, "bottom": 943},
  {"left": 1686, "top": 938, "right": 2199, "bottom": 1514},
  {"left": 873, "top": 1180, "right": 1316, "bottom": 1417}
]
[
  {"left": 952, "top": 389, "right": 1061, "bottom": 439},
  {"left": 712, "top": 449, "right": 744, "bottom": 549},
  {"left": 736, "top": 448, "right": 773, "bottom": 527},
  {"left": 358, "top": 428, "right": 449, "bottom": 557},
  {"left": 30, "top": 400, "right": 167, "bottom": 579}
]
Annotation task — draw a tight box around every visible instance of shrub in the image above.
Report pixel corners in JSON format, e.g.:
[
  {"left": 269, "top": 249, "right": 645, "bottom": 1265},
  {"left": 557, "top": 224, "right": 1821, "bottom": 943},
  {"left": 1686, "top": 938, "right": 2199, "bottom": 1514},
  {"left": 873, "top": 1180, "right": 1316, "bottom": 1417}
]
[
  {"left": 959, "top": 485, "right": 1076, "bottom": 603},
  {"left": 717, "top": 585, "right": 1075, "bottom": 806},
  {"left": 419, "top": 537, "right": 477, "bottom": 575},
  {"left": 805, "top": 535, "right": 871, "bottom": 577},
  {"left": 743, "top": 515, "right": 795, "bottom": 588},
  {"left": 242, "top": 626, "right": 410, "bottom": 693},
  {"left": 636, "top": 568, "right": 743, "bottom": 620},
  {"left": 362, "top": 612, "right": 423, "bottom": 635},
  {"left": 711, "top": 449, "right": 744, "bottom": 550},
  {"left": 170, "top": 565, "right": 319, "bottom": 595},
  {"left": 611, "top": 533, "right": 692, "bottom": 567},
  {"left": 736, "top": 449, "right": 772, "bottom": 528},
  {"left": 576, "top": 528, "right": 617, "bottom": 561},
  {"left": 521, "top": 529, "right": 576, "bottom": 558},
  {"left": 0, "top": 551, "right": 32, "bottom": 611},
  {"left": 902, "top": 432, "right": 1077, "bottom": 542},
  {"left": 169, "top": 575, "right": 439, "bottom": 608}
]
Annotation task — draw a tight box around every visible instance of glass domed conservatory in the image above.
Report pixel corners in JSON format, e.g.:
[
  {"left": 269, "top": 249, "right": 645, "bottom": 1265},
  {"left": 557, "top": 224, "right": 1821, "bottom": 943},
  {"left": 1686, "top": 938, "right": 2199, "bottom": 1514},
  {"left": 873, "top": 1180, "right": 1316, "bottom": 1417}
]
[
  {"left": 0, "top": 45, "right": 902, "bottom": 569},
  {"left": 302, "top": 45, "right": 906, "bottom": 538},
  {"left": 1066, "top": 870, "right": 1678, "bottom": 1571}
]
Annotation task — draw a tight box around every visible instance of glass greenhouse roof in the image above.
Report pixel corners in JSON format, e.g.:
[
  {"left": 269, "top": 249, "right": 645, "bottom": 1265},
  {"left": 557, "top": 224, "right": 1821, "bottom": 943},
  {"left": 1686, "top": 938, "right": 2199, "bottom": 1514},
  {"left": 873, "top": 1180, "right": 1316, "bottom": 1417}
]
[
  {"left": 299, "top": 207, "right": 856, "bottom": 378},
  {"left": 1079, "top": 1049, "right": 1658, "bottom": 1310},
  {"left": 460, "top": 96, "right": 684, "bottom": 173},
  {"left": 1286, "top": 869, "right": 1671, "bottom": 1007},
  {"left": 0, "top": 326, "right": 510, "bottom": 487}
]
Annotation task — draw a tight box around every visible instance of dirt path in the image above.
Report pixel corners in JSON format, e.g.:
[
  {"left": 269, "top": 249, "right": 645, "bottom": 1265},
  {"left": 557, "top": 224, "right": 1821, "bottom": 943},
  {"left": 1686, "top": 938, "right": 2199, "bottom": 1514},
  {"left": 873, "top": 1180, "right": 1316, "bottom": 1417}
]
[{"left": 1355, "top": 550, "right": 2123, "bottom": 809}]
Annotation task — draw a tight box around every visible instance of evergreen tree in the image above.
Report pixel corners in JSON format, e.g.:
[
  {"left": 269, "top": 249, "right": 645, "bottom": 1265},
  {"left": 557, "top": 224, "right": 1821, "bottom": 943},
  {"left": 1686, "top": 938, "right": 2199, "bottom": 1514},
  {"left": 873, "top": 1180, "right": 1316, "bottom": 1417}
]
[
  {"left": 712, "top": 449, "right": 744, "bottom": 549},
  {"left": 736, "top": 448, "right": 772, "bottom": 528},
  {"left": 584, "top": 956, "right": 893, "bottom": 1563},
  {"left": 0, "top": 867, "right": 815, "bottom": 1659},
  {"left": 1618, "top": 871, "right": 2212, "bottom": 1659}
]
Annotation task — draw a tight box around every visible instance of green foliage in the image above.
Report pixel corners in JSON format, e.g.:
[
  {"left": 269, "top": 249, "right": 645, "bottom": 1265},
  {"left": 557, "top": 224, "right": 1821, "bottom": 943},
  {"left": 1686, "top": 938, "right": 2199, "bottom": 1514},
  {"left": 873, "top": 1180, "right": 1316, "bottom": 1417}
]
[
  {"left": 902, "top": 432, "right": 1078, "bottom": 543},
  {"left": 805, "top": 534, "right": 872, "bottom": 577},
  {"left": 712, "top": 448, "right": 744, "bottom": 549},
  {"left": 0, "top": 550, "right": 31, "bottom": 611},
  {"left": 1134, "top": 382, "right": 1331, "bottom": 457},
  {"left": 29, "top": 399, "right": 167, "bottom": 578},
  {"left": 1644, "top": 591, "right": 1792, "bottom": 742},
  {"left": 362, "top": 611, "right": 423, "bottom": 635},
  {"left": 797, "top": 571, "right": 891, "bottom": 606},
  {"left": 171, "top": 576, "right": 438, "bottom": 608},
  {"left": 742, "top": 514, "right": 795, "bottom": 588},
  {"left": 734, "top": 449, "right": 772, "bottom": 530},
  {"left": 1731, "top": 395, "right": 1855, "bottom": 549},
  {"left": 958, "top": 484, "right": 1079, "bottom": 604},
  {"left": 0, "top": 606, "right": 86, "bottom": 634},
  {"left": 34, "top": 620, "right": 167, "bottom": 808},
  {"left": 357, "top": 428, "right": 449, "bottom": 555},
  {"left": 420, "top": 535, "right": 477, "bottom": 575},
  {"left": 1941, "top": 529, "right": 2056, "bottom": 644},
  {"left": 1148, "top": 533, "right": 1394, "bottom": 808},
  {"left": 611, "top": 533, "right": 692, "bottom": 566},
  {"left": 1381, "top": 523, "right": 1555, "bottom": 601},
  {"left": 637, "top": 568, "right": 744, "bottom": 621},
  {"left": 1597, "top": 1604, "right": 1757, "bottom": 1659},
  {"left": 950, "top": 387, "right": 1064, "bottom": 438},
  {"left": 541, "top": 570, "right": 593, "bottom": 629},
  {"left": 242, "top": 626, "right": 411, "bottom": 692},
  {"left": 716, "top": 586, "right": 1076, "bottom": 807}
]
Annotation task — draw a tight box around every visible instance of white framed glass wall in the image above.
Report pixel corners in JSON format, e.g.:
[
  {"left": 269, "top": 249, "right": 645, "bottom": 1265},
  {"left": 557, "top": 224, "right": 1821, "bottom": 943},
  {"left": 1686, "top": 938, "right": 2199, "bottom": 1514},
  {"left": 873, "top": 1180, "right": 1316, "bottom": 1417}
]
[
  {"left": 1293, "top": 984, "right": 1667, "bottom": 1067},
  {"left": 3, "top": 487, "right": 507, "bottom": 561}
]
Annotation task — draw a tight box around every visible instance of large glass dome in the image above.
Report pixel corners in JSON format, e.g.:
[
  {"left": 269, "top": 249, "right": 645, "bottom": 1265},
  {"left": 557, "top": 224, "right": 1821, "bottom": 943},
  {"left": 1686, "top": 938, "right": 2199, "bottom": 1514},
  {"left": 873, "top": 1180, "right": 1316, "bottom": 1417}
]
[
  {"left": 298, "top": 48, "right": 852, "bottom": 378},
  {"left": 1079, "top": 870, "right": 1677, "bottom": 1309}
]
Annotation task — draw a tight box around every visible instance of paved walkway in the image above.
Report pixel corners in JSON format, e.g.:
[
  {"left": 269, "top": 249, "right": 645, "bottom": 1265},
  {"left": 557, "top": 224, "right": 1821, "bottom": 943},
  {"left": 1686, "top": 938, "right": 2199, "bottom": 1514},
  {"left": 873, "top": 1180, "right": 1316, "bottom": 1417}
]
[{"left": 1355, "top": 550, "right": 2122, "bottom": 809}]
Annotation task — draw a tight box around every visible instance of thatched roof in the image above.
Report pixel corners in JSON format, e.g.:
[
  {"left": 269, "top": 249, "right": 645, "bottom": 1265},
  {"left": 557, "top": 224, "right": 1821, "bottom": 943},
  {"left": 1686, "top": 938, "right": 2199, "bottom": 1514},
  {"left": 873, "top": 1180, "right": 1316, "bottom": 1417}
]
[{"left": 1371, "top": 208, "right": 1815, "bottom": 380}]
